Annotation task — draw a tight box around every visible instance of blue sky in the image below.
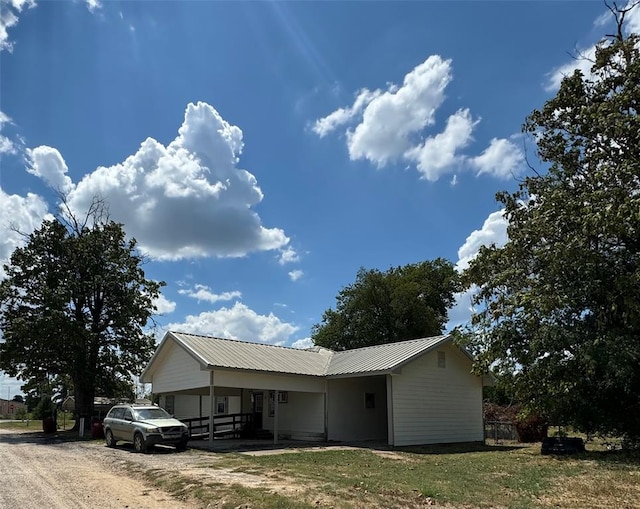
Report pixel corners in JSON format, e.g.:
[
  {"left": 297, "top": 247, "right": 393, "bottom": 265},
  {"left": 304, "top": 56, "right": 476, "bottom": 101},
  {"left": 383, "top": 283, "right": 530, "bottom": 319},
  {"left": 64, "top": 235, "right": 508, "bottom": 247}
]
[{"left": 0, "top": 0, "right": 633, "bottom": 397}]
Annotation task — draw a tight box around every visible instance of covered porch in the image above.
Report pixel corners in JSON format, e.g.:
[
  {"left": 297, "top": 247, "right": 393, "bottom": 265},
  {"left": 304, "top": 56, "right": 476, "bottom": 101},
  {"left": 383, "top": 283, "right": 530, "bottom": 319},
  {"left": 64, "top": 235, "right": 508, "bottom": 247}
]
[{"left": 157, "top": 368, "right": 329, "bottom": 446}]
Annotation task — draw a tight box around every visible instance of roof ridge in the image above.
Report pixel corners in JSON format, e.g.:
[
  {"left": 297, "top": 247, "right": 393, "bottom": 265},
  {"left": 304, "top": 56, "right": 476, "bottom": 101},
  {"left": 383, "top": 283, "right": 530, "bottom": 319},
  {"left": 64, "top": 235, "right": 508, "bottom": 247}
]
[
  {"left": 170, "top": 331, "right": 323, "bottom": 354},
  {"left": 333, "top": 334, "right": 448, "bottom": 355}
]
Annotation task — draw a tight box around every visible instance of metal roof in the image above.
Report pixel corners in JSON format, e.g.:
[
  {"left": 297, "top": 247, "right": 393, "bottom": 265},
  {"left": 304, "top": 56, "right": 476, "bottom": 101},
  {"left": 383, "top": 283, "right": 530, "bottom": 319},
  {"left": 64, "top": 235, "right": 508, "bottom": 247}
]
[
  {"left": 143, "top": 332, "right": 456, "bottom": 379},
  {"left": 169, "top": 332, "right": 333, "bottom": 377},
  {"left": 326, "top": 335, "right": 451, "bottom": 376}
]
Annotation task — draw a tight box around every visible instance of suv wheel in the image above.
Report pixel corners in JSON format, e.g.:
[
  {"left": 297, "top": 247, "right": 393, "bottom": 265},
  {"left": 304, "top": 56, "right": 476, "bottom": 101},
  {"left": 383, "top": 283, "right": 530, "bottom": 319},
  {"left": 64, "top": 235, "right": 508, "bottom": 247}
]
[
  {"left": 133, "top": 432, "right": 147, "bottom": 453},
  {"left": 105, "top": 429, "right": 116, "bottom": 448},
  {"left": 176, "top": 439, "right": 188, "bottom": 451}
]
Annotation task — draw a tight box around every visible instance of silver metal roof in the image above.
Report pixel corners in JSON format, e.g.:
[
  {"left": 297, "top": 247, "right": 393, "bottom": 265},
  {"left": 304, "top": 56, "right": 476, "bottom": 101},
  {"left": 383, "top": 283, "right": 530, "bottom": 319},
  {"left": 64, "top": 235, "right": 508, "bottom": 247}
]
[
  {"left": 143, "top": 332, "right": 455, "bottom": 380},
  {"left": 170, "top": 332, "right": 333, "bottom": 377},
  {"left": 326, "top": 335, "right": 450, "bottom": 376}
]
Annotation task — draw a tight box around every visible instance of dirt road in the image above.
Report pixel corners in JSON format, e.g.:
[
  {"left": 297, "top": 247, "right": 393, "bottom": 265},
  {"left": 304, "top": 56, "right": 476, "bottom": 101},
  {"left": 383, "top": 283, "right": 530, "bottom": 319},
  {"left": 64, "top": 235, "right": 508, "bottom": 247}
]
[{"left": 0, "top": 428, "right": 208, "bottom": 509}]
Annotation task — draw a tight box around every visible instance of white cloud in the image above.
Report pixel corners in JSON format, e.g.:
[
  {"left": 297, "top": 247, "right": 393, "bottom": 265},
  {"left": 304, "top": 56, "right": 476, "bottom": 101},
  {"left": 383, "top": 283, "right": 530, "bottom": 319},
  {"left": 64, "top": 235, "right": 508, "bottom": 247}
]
[
  {"left": 447, "top": 209, "right": 509, "bottom": 330},
  {"left": 0, "top": 111, "right": 16, "bottom": 154},
  {"left": 0, "top": 135, "right": 15, "bottom": 154},
  {"left": 153, "top": 293, "right": 176, "bottom": 315},
  {"left": 446, "top": 287, "right": 477, "bottom": 331},
  {"left": 0, "top": 0, "right": 36, "bottom": 52},
  {"left": 84, "top": 0, "right": 101, "bottom": 12},
  {"left": 314, "top": 55, "right": 524, "bottom": 182},
  {"left": 165, "top": 301, "right": 299, "bottom": 344},
  {"left": 0, "top": 189, "right": 51, "bottom": 277},
  {"left": 51, "top": 101, "right": 289, "bottom": 260},
  {"left": 278, "top": 246, "right": 300, "bottom": 265},
  {"left": 288, "top": 269, "right": 303, "bottom": 282},
  {"left": 456, "top": 209, "right": 508, "bottom": 273},
  {"left": 178, "top": 284, "right": 242, "bottom": 304},
  {"left": 347, "top": 55, "right": 452, "bottom": 167},
  {"left": 291, "top": 337, "right": 313, "bottom": 349},
  {"left": 545, "top": 45, "right": 596, "bottom": 91},
  {"left": 404, "top": 109, "right": 477, "bottom": 181},
  {"left": 26, "top": 146, "right": 74, "bottom": 194},
  {"left": 312, "top": 88, "right": 381, "bottom": 137},
  {"left": 470, "top": 137, "right": 524, "bottom": 179}
]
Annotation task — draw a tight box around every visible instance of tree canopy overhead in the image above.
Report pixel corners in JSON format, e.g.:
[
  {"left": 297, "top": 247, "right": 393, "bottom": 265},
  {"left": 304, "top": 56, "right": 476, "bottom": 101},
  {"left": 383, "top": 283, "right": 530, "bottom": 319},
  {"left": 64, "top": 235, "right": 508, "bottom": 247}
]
[
  {"left": 0, "top": 206, "right": 162, "bottom": 423},
  {"left": 462, "top": 5, "right": 640, "bottom": 441},
  {"left": 312, "top": 258, "right": 459, "bottom": 351}
]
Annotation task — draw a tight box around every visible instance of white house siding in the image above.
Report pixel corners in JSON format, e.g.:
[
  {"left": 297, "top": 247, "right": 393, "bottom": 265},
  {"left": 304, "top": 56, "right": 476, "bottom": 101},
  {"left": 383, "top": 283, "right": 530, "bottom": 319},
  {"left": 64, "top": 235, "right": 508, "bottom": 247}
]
[
  {"left": 327, "top": 376, "right": 387, "bottom": 442},
  {"left": 262, "top": 391, "right": 325, "bottom": 440},
  {"left": 392, "top": 344, "right": 483, "bottom": 446},
  {"left": 214, "top": 370, "right": 325, "bottom": 393},
  {"left": 151, "top": 341, "right": 210, "bottom": 393}
]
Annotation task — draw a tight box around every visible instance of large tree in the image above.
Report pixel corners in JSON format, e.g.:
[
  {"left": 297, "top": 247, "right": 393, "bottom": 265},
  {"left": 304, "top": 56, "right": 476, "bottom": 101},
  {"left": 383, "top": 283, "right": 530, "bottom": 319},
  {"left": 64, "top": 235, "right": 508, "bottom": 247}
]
[
  {"left": 0, "top": 212, "right": 162, "bottom": 424},
  {"left": 312, "top": 259, "right": 459, "bottom": 350},
  {"left": 462, "top": 6, "right": 640, "bottom": 441}
]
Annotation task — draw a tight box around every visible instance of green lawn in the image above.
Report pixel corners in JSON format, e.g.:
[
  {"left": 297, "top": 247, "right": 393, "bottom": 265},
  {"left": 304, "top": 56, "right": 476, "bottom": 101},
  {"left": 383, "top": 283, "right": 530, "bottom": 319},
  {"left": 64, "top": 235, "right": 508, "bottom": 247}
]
[{"left": 153, "top": 442, "right": 640, "bottom": 509}]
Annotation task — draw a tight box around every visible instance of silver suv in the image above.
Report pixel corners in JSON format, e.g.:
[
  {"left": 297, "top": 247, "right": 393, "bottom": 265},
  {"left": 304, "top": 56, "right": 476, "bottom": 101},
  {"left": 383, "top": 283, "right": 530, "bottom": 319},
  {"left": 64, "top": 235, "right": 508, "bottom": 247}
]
[{"left": 103, "top": 404, "right": 189, "bottom": 453}]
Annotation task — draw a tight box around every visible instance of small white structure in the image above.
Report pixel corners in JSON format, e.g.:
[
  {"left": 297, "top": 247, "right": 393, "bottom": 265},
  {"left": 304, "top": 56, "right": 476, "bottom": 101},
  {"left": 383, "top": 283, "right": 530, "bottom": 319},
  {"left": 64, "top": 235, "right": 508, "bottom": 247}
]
[{"left": 140, "top": 332, "right": 489, "bottom": 446}]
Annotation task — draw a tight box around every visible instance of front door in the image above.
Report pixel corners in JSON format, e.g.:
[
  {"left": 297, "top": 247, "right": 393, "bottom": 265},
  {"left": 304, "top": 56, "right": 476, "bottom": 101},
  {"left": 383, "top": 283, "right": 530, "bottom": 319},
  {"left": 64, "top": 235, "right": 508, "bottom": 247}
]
[{"left": 253, "top": 393, "right": 263, "bottom": 430}]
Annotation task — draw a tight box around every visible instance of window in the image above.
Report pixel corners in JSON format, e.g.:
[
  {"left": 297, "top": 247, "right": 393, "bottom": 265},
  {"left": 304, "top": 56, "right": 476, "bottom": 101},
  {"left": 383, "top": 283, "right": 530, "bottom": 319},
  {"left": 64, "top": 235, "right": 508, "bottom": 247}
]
[
  {"left": 164, "top": 395, "right": 175, "bottom": 415},
  {"left": 277, "top": 391, "right": 288, "bottom": 404},
  {"left": 216, "top": 396, "right": 227, "bottom": 415},
  {"left": 123, "top": 408, "right": 133, "bottom": 421},
  {"left": 437, "top": 351, "right": 446, "bottom": 368},
  {"left": 109, "top": 407, "right": 124, "bottom": 419},
  {"left": 364, "top": 392, "right": 376, "bottom": 409}
]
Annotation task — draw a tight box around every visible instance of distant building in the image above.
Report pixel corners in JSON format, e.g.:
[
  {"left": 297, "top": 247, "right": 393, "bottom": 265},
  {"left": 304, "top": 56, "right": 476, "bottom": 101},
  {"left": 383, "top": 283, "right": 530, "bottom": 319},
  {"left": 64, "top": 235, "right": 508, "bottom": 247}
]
[{"left": 0, "top": 398, "right": 27, "bottom": 417}]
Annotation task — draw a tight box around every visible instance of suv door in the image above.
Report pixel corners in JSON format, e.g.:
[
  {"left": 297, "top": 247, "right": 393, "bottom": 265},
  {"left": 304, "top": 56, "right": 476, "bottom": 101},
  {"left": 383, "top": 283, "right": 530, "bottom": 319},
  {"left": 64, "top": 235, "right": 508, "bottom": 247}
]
[
  {"left": 107, "top": 407, "right": 125, "bottom": 440},
  {"left": 122, "top": 407, "right": 135, "bottom": 441}
]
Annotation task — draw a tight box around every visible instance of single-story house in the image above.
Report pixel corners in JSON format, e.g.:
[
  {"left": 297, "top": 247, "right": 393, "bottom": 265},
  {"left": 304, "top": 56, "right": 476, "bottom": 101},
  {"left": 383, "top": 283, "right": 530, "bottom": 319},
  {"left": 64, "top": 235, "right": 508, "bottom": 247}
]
[{"left": 140, "top": 331, "right": 490, "bottom": 447}]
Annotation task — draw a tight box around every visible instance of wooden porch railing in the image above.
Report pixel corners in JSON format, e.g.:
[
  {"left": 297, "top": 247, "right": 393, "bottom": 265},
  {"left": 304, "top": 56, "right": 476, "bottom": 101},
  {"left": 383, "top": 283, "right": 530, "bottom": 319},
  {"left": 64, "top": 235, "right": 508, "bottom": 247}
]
[{"left": 181, "top": 412, "right": 254, "bottom": 439}]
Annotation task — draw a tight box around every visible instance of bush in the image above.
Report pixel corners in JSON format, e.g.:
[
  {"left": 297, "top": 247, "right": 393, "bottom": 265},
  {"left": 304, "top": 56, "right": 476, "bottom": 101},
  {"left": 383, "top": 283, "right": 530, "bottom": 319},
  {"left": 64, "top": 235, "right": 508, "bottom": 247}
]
[{"left": 515, "top": 413, "right": 548, "bottom": 443}]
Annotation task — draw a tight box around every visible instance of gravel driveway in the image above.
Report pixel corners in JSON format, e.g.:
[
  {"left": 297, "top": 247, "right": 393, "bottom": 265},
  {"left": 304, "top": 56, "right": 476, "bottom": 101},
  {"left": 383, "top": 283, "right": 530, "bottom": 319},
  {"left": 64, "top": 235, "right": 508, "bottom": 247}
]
[{"left": 0, "top": 428, "right": 214, "bottom": 509}]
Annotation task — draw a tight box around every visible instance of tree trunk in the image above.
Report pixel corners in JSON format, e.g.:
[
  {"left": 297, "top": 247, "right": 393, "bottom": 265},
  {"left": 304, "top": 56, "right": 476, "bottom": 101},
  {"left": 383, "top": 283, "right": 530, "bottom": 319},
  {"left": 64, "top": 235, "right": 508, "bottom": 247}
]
[{"left": 72, "top": 382, "right": 95, "bottom": 431}]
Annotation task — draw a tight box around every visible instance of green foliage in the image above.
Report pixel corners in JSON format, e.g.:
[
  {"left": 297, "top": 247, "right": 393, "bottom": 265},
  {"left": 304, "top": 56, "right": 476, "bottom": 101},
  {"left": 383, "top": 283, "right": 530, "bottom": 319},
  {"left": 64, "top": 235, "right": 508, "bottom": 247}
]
[
  {"left": 0, "top": 213, "right": 163, "bottom": 420},
  {"left": 312, "top": 259, "right": 459, "bottom": 350},
  {"left": 32, "top": 395, "right": 56, "bottom": 420},
  {"left": 463, "top": 13, "right": 640, "bottom": 441}
]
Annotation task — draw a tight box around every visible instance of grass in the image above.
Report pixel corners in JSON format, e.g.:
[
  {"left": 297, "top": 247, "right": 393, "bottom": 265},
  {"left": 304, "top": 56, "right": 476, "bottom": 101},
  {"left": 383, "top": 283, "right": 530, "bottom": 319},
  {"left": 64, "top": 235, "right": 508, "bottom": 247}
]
[
  {"left": 0, "top": 419, "right": 44, "bottom": 430},
  {"left": 185, "top": 442, "right": 640, "bottom": 509}
]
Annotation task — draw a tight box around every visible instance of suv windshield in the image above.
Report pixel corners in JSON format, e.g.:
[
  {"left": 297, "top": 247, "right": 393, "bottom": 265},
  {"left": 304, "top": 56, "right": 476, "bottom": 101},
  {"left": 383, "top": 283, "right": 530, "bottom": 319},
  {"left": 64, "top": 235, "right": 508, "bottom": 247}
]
[{"left": 133, "top": 408, "right": 171, "bottom": 420}]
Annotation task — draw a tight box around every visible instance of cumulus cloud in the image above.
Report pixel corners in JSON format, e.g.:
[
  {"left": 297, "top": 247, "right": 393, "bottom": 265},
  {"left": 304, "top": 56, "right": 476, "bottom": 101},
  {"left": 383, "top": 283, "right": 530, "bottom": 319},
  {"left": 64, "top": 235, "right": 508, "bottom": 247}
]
[
  {"left": 288, "top": 269, "right": 303, "bottom": 282},
  {"left": 178, "top": 284, "right": 242, "bottom": 304},
  {"left": 314, "top": 55, "right": 523, "bottom": 181},
  {"left": 291, "top": 337, "right": 313, "bottom": 349},
  {"left": 312, "top": 88, "right": 381, "bottom": 138},
  {"left": 456, "top": 209, "right": 508, "bottom": 272},
  {"left": 346, "top": 55, "right": 452, "bottom": 167},
  {"left": 153, "top": 293, "right": 176, "bottom": 315},
  {"left": 165, "top": 301, "right": 299, "bottom": 344},
  {"left": 26, "top": 146, "right": 74, "bottom": 194},
  {"left": 447, "top": 209, "right": 509, "bottom": 330},
  {"left": 46, "top": 101, "right": 289, "bottom": 260},
  {"left": 0, "top": 189, "right": 51, "bottom": 277},
  {"left": 470, "top": 137, "right": 525, "bottom": 179},
  {"left": 278, "top": 246, "right": 300, "bottom": 265},
  {"left": 405, "top": 109, "right": 477, "bottom": 181},
  {"left": 0, "top": 0, "right": 36, "bottom": 52}
]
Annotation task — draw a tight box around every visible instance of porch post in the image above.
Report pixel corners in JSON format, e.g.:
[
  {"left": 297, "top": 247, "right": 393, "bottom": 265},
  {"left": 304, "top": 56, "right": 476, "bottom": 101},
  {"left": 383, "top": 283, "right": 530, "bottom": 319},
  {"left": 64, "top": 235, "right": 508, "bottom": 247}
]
[
  {"left": 324, "top": 380, "right": 329, "bottom": 441},
  {"left": 274, "top": 390, "right": 279, "bottom": 445},
  {"left": 209, "top": 370, "right": 215, "bottom": 447},
  {"left": 386, "top": 374, "right": 394, "bottom": 446}
]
